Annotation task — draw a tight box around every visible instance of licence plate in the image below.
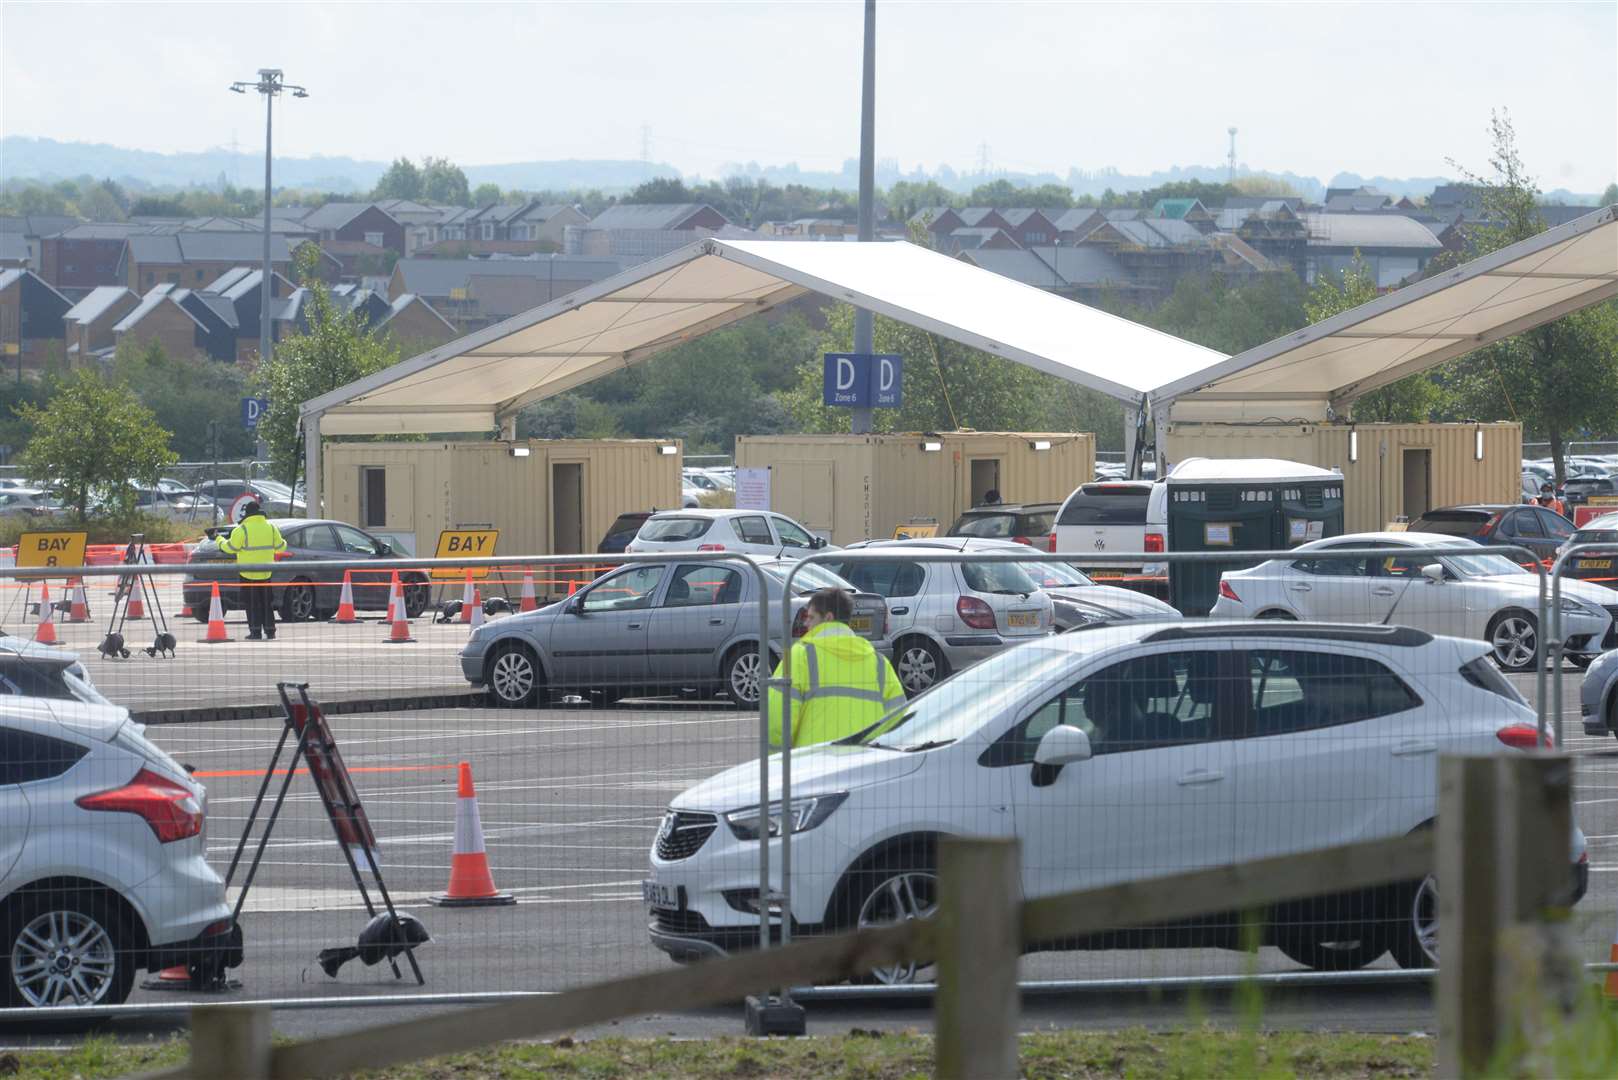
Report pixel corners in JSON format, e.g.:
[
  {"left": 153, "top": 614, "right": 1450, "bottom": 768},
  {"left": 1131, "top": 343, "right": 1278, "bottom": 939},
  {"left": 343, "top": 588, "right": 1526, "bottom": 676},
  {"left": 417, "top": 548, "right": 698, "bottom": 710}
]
[
  {"left": 849, "top": 615, "right": 873, "bottom": 633},
  {"left": 1007, "top": 611, "right": 1039, "bottom": 629},
  {"left": 642, "top": 880, "right": 682, "bottom": 910},
  {"left": 1580, "top": 559, "right": 1612, "bottom": 570}
]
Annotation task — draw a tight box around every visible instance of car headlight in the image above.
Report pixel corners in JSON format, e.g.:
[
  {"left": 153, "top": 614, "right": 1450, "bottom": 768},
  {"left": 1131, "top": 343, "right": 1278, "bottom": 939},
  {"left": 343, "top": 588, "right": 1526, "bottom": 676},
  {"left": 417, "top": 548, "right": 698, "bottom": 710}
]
[
  {"left": 725, "top": 793, "right": 847, "bottom": 841},
  {"left": 1557, "top": 597, "right": 1598, "bottom": 615}
]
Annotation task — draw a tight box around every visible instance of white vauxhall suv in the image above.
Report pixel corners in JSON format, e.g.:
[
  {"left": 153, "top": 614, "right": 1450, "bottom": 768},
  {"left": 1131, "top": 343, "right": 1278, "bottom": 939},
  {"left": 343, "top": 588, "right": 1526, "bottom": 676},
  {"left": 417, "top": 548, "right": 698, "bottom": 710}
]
[{"left": 645, "top": 621, "right": 1587, "bottom": 979}]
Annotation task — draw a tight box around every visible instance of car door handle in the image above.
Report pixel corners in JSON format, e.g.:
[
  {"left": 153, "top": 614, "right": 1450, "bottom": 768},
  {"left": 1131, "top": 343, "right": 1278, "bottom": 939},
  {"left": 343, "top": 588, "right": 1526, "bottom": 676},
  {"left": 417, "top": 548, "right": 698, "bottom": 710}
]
[
  {"left": 627, "top": 622, "right": 643, "bottom": 630},
  {"left": 1372, "top": 587, "right": 1397, "bottom": 597},
  {"left": 1391, "top": 740, "right": 1437, "bottom": 757},
  {"left": 889, "top": 607, "right": 909, "bottom": 616},
  {"left": 1176, "top": 769, "right": 1225, "bottom": 786},
  {"left": 708, "top": 618, "right": 724, "bottom": 626},
  {"left": 1288, "top": 582, "right": 1311, "bottom": 592}
]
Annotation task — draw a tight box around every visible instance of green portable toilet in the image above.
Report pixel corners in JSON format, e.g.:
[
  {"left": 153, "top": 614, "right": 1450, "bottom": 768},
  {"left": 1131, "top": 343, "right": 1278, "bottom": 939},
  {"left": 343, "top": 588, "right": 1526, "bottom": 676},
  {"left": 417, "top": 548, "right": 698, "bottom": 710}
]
[{"left": 1165, "top": 459, "right": 1345, "bottom": 615}]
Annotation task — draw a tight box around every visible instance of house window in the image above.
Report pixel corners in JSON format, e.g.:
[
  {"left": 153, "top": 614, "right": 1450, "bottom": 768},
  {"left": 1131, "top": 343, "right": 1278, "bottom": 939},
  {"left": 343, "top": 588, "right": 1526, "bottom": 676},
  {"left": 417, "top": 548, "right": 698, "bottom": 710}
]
[
  {"left": 481, "top": 223, "right": 494, "bottom": 241},
  {"left": 360, "top": 467, "right": 387, "bottom": 528},
  {"left": 196, "top": 269, "right": 205, "bottom": 281},
  {"left": 1027, "top": 232, "right": 1046, "bottom": 243},
  {"left": 365, "top": 231, "right": 384, "bottom": 247}
]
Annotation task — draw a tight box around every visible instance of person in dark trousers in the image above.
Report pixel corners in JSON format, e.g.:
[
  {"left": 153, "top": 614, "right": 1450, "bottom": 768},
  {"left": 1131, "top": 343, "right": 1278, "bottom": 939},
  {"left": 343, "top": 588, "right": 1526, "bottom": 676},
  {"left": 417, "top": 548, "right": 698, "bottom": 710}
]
[{"left": 217, "top": 501, "right": 288, "bottom": 640}]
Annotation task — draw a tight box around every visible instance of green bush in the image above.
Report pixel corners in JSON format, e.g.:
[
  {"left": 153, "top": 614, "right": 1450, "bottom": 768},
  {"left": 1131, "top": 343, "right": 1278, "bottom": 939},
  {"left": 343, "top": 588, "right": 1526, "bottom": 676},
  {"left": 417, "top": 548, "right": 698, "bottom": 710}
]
[{"left": 0, "top": 512, "right": 195, "bottom": 548}]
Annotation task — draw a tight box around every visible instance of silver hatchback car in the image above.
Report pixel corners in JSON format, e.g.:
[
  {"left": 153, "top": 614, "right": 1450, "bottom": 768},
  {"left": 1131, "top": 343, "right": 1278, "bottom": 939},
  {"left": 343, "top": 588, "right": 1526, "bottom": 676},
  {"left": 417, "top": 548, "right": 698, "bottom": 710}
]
[{"left": 821, "top": 540, "right": 1054, "bottom": 694}]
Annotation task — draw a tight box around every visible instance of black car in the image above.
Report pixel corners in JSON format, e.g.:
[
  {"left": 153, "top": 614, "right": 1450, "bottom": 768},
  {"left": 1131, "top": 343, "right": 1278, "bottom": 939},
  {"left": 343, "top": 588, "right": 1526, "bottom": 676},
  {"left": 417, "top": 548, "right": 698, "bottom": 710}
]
[
  {"left": 182, "top": 518, "right": 430, "bottom": 622},
  {"left": 1408, "top": 504, "right": 1573, "bottom": 564},
  {"left": 1564, "top": 475, "right": 1618, "bottom": 508},
  {"left": 598, "top": 511, "right": 653, "bottom": 554},
  {"left": 1563, "top": 512, "right": 1618, "bottom": 590},
  {"left": 946, "top": 502, "right": 1061, "bottom": 546}
]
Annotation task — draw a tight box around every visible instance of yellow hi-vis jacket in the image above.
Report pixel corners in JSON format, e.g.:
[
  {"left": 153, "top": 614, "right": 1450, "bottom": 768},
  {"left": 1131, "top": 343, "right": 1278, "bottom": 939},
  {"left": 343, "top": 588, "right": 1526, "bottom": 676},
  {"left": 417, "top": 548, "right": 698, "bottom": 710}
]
[
  {"left": 217, "top": 513, "right": 287, "bottom": 581},
  {"left": 767, "top": 622, "right": 906, "bottom": 749}
]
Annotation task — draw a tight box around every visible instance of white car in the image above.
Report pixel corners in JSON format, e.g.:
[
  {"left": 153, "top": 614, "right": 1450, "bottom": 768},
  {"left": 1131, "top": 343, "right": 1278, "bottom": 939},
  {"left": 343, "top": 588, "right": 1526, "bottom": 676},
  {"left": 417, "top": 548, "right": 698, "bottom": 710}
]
[
  {"left": 627, "top": 509, "right": 833, "bottom": 560},
  {"left": 643, "top": 621, "right": 1587, "bottom": 978},
  {"left": 1210, "top": 532, "right": 1618, "bottom": 672},
  {"left": 1053, "top": 481, "right": 1164, "bottom": 578},
  {"left": 1, "top": 699, "right": 241, "bottom": 1006}
]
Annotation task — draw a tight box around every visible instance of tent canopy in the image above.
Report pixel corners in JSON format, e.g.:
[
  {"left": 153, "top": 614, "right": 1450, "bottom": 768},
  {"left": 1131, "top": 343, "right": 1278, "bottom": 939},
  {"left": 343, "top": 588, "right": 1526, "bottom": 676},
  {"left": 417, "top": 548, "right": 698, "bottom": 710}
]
[
  {"left": 304, "top": 238, "right": 1227, "bottom": 435},
  {"left": 1155, "top": 205, "right": 1618, "bottom": 419}
]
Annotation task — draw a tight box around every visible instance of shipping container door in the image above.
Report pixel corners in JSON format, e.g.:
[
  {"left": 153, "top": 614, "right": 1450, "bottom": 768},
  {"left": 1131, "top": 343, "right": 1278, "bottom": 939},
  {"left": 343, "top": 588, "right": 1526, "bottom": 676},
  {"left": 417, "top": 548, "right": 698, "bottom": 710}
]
[{"left": 773, "top": 462, "right": 835, "bottom": 533}]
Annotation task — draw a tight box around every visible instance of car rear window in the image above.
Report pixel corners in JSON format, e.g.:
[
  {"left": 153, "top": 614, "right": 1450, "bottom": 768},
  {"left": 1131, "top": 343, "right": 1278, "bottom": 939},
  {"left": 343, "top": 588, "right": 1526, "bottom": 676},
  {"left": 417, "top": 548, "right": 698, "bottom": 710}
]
[
  {"left": 1017, "top": 511, "right": 1056, "bottom": 536},
  {"left": 1409, "top": 511, "right": 1491, "bottom": 537},
  {"left": 1058, "top": 487, "right": 1148, "bottom": 526},
  {"left": 638, "top": 516, "right": 713, "bottom": 542},
  {"left": 1573, "top": 529, "right": 1618, "bottom": 545},
  {"left": 604, "top": 514, "right": 649, "bottom": 541},
  {"left": 961, "top": 560, "right": 1040, "bottom": 595},
  {"left": 951, "top": 512, "right": 1016, "bottom": 538}
]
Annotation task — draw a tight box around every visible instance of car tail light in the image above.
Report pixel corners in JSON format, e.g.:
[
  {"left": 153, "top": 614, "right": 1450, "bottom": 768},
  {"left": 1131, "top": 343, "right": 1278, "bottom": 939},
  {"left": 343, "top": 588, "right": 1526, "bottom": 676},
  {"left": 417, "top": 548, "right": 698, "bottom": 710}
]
[
  {"left": 77, "top": 768, "right": 202, "bottom": 843},
  {"left": 1012, "top": 536, "right": 1033, "bottom": 546},
  {"left": 1496, "top": 724, "right": 1552, "bottom": 750},
  {"left": 1218, "top": 580, "right": 1241, "bottom": 603},
  {"left": 1047, "top": 532, "right": 1057, "bottom": 553},
  {"left": 792, "top": 607, "right": 810, "bottom": 637},
  {"left": 697, "top": 543, "right": 727, "bottom": 551},
  {"left": 957, "top": 596, "right": 998, "bottom": 630},
  {"left": 1144, "top": 532, "right": 1165, "bottom": 554}
]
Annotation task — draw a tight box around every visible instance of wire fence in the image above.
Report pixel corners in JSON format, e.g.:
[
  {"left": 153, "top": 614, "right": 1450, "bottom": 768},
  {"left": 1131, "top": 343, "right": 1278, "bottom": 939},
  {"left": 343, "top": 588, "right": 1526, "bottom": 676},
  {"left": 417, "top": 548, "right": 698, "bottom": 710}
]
[{"left": 0, "top": 540, "right": 1612, "bottom": 1017}]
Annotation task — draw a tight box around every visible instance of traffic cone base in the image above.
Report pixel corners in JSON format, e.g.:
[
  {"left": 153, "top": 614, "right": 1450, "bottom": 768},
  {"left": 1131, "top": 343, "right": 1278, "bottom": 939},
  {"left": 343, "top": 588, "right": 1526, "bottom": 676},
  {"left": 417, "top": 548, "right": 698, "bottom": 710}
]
[
  {"left": 431, "top": 762, "right": 514, "bottom": 907},
  {"left": 201, "top": 582, "right": 229, "bottom": 643},
  {"left": 33, "top": 582, "right": 58, "bottom": 645},
  {"left": 334, "top": 570, "right": 357, "bottom": 623}
]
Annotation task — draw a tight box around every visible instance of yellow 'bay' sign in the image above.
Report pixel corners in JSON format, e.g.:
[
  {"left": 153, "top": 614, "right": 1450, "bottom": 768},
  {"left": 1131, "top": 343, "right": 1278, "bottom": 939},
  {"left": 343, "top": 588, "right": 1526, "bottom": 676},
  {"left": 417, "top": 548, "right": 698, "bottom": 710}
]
[
  {"left": 431, "top": 529, "right": 499, "bottom": 580},
  {"left": 17, "top": 531, "right": 89, "bottom": 569}
]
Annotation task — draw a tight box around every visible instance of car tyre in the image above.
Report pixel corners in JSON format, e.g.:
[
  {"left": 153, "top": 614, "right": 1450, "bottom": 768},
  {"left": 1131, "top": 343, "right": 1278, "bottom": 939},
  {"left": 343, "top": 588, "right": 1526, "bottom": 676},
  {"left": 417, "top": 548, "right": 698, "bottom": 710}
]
[
  {"left": 2, "top": 888, "right": 135, "bottom": 1008},
  {"left": 486, "top": 642, "right": 542, "bottom": 708},
  {"left": 1389, "top": 875, "right": 1438, "bottom": 969},
  {"left": 1566, "top": 653, "right": 1593, "bottom": 671},
  {"left": 1274, "top": 928, "right": 1386, "bottom": 972},
  {"left": 279, "top": 578, "right": 317, "bottom": 622},
  {"left": 403, "top": 580, "right": 431, "bottom": 620},
  {"left": 1256, "top": 609, "right": 1297, "bottom": 621},
  {"left": 835, "top": 839, "right": 939, "bottom": 985},
  {"left": 895, "top": 637, "right": 947, "bottom": 696},
  {"left": 723, "top": 646, "right": 775, "bottom": 707},
  {"left": 1487, "top": 609, "right": 1539, "bottom": 673}
]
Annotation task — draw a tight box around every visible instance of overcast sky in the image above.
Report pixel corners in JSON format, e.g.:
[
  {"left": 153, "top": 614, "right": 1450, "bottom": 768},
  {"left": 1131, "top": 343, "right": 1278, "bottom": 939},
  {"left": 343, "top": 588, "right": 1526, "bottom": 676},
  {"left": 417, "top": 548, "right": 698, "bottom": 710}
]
[{"left": 3, "top": 1, "right": 1614, "bottom": 191}]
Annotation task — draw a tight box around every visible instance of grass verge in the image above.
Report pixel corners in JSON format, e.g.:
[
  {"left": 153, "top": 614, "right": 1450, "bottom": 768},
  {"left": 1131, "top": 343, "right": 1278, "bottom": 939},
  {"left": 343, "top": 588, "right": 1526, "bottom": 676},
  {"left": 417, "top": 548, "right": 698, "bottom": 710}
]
[{"left": 0, "top": 1028, "right": 1433, "bottom": 1079}]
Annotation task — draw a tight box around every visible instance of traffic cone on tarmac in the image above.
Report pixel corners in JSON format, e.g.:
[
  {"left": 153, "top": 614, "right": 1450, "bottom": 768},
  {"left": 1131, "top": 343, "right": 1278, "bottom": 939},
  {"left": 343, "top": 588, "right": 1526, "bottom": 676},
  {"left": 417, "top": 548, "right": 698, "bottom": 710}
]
[
  {"left": 33, "top": 582, "right": 58, "bottom": 645},
  {"left": 383, "top": 572, "right": 414, "bottom": 644},
  {"left": 519, "top": 568, "right": 538, "bottom": 612},
  {"left": 126, "top": 587, "right": 145, "bottom": 621},
  {"left": 468, "top": 589, "right": 485, "bottom": 631},
  {"left": 334, "top": 570, "right": 357, "bottom": 623},
  {"left": 67, "top": 578, "right": 90, "bottom": 623},
  {"left": 460, "top": 570, "right": 476, "bottom": 623},
  {"left": 431, "top": 762, "right": 514, "bottom": 907},
  {"left": 201, "top": 582, "right": 229, "bottom": 643}
]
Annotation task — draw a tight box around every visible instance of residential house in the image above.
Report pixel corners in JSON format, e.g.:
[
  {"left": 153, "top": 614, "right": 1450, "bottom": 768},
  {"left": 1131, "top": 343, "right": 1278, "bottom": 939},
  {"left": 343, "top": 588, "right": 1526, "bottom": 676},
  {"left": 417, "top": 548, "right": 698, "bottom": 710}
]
[
  {"left": 1077, "top": 217, "right": 1215, "bottom": 296},
  {"left": 39, "top": 223, "right": 150, "bottom": 290},
  {"left": 374, "top": 293, "right": 456, "bottom": 348},
  {"left": 0, "top": 269, "right": 72, "bottom": 371},
  {"left": 1147, "top": 198, "right": 1217, "bottom": 233},
  {"left": 120, "top": 232, "right": 295, "bottom": 292},
  {"left": 945, "top": 226, "right": 1020, "bottom": 252},
  {"left": 0, "top": 232, "right": 29, "bottom": 269},
  {"left": 1323, "top": 186, "right": 1395, "bottom": 212},
  {"left": 373, "top": 199, "right": 446, "bottom": 255},
  {"left": 62, "top": 286, "right": 138, "bottom": 364},
  {"left": 299, "top": 203, "right": 405, "bottom": 254},
  {"left": 0, "top": 215, "right": 80, "bottom": 271},
  {"left": 195, "top": 268, "right": 302, "bottom": 363},
  {"left": 1207, "top": 233, "right": 1282, "bottom": 283},
  {"left": 959, "top": 245, "right": 1145, "bottom": 306},
  {"left": 562, "top": 222, "right": 758, "bottom": 260},
  {"left": 111, "top": 284, "right": 236, "bottom": 363},
  {"left": 1301, "top": 213, "right": 1442, "bottom": 287},
  {"left": 908, "top": 207, "right": 964, "bottom": 245},
  {"left": 584, "top": 203, "right": 729, "bottom": 232},
  {"left": 387, "top": 255, "right": 627, "bottom": 331},
  {"left": 416, "top": 200, "right": 590, "bottom": 257},
  {"left": 1212, "top": 201, "right": 1309, "bottom": 276},
  {"left": 757, "top": 218, "right": 855, "bottom": 239},
  {"left": 995, "top": 208, "right": 1060, "bottom": 248},
  {"left": 1051, "top": 208, "right": 1105, "bottom": 244}
]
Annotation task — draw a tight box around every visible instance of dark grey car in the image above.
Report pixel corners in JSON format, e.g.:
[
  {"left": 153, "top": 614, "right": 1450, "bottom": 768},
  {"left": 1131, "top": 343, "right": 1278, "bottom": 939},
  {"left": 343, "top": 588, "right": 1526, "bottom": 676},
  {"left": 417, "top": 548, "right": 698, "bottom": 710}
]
[{"left": 460, "top": 557, "right": 885, "bottom": 707}]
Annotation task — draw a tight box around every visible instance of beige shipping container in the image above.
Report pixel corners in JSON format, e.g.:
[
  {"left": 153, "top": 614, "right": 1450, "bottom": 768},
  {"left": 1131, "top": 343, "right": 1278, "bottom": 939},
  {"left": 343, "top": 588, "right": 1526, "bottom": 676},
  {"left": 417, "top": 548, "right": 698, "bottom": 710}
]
[
  {"left": 322, "top": 439, "right": 682, "bottom": 557},
  {"left": 736, "top": 432, "right": 1096, "bottom": 545},
  {"left": 1162, "top": 421, "right": 1521, "bottom": 533}
]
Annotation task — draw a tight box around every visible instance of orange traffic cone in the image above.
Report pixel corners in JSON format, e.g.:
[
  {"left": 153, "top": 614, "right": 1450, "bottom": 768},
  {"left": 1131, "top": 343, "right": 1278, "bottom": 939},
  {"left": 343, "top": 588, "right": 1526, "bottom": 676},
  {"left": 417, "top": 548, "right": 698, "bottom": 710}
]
[
  {"left": 567, "top": 577, "right": 579, "bottom": 597},
  {"left": 334, "top": 569, "right": 357, "bottom": 623},
  {"left": 383, "top": 572, "right": 414, "bottom": 644},
  {"left": 201, "top": 582, "right": 229, "bottom": 643},
  {"left": 1604, "top": 907, "right": 1618, "bottom": 1002},
  {"left": 67, "top": 578, "right": 90, "bottom": 623},
  {"left": 179, "top": 602, "right": 193, "bottom": 618},
  {"left": 126, "top": 588, "right": 145, "bottom": 620},
  {"left": 460, "top": 570, "right": 476, "bottom": 623},
  {"left": 33, "top": 582, "right": 58, "bottom": 645},
  {"left": 142, "top": 964, "right": 193, "bottom": 991},
  {"left": 519, "top": 568, "right": 538, "bottom": 612},
  {"left": 431, "top": 762, "right": 514, "bottom": 907},
  {"left": 468, "top": 589, "right": 485, "bottom": 631}
]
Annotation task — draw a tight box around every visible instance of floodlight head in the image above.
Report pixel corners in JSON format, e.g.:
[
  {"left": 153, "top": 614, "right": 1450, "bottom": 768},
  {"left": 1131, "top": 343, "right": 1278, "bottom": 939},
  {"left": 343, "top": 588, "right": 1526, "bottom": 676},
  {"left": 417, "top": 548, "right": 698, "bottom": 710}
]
[{"left": 293, "top": 88, "right": 309, "bottom": 99}]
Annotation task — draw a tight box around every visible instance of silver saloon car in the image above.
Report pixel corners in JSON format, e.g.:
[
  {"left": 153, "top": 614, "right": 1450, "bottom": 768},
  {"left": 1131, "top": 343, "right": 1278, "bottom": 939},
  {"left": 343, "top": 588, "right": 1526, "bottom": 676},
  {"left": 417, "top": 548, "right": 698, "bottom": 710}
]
[{"left": 460, "top": 557, "right": 885, "bottom": 707}]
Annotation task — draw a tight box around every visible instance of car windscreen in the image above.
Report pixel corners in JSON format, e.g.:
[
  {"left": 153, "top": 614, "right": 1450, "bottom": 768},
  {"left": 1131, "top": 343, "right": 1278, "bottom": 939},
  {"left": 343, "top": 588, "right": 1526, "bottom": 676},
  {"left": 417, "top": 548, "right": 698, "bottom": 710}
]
[
  {"left": 855, "top": 644, "right": 1074, "bottom": 752},
  {"left": 1058, "top": 487, "right": 1148, "bottom": 526},
  {"left": 763, "top": 561, "right": 853, "bottom": 595},
  {"left": 637, "top": 516, "right": 714, "bottom": 542},
  {"left": 960, "top": 560, "right": 1040, "bottom": 595},
  {"left": 1409, "top": 512, "right": 1491, "bottom": 537},
  {"left": 1443, "top": 551, "right": 1533, "bottom": 578}
]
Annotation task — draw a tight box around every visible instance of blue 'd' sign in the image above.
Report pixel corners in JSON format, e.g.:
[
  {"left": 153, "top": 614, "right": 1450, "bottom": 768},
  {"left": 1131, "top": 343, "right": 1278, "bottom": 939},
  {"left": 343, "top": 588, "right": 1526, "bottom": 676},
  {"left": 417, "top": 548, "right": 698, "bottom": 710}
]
[
  {"left": 822, "top": 353, "right": 902, "bottom": 409},
  {"left": 241, "top": 396, "right": 269, "bottom": 430}
]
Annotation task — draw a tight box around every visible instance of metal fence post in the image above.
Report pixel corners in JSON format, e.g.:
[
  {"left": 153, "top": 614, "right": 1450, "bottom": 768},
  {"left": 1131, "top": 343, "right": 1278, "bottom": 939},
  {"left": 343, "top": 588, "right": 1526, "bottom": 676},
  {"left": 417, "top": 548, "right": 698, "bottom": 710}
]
[
  {"left": 189, "top": 1004, "right": 272, "bottom": 1079},
  {"left": 935, "top": 837, "right": 1020, "bottom": 1080}
]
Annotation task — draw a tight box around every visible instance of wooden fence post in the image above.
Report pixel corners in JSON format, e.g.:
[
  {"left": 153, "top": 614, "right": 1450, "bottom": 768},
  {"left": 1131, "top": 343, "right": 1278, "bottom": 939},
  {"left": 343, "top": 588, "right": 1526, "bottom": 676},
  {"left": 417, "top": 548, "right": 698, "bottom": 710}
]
[
  {"left": 189, "top": 1004, "right": 271, "bottom": 1080},
  {"left": 934, "top": 837, "right": 1021, "bottom": 1080},
  {"left": 1437, "top": 754, "right": 1573, "bottom": 1078}
]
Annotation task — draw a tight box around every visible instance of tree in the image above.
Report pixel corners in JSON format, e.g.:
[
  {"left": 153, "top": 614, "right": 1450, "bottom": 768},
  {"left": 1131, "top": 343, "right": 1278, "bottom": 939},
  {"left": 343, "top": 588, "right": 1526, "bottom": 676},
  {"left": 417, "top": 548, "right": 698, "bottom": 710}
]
[
  {"left": 1443, "top": 111, "right": 1618, "bottom": 484},
  {"left": 129, "top": 194, "right": 188, "bottom": 217},
  {"left": 15, "top": 369, "right": 176, "bottom": 519},
  {"left": 471, "top": 182, "right": 502, "bottom": 206},
  {"left": 373, "top": 157, "right": 423, "bottom": 201},
  {"left": 884, "top": 180, "right": 957, "bottom": 221},
  {"left": 966, "top": 179, "right": 1073, "bottom": 209},
  {"left": 625, "top": 177, "right": 693, "bottom": 204},
  {"left": 420, "top": 157, "right": 471, "bottom": 206},
  {"left": 1305, "top": 256, "right": 1447, "bottom": 422},
  {"left": 1231, "top": 176, "right": 1302, "bottom": 199},
  {"left": 1125, "top": 272, "right": 1307, "bottom": 355},
  {"left": 1135, "top": 180, "right": 1238, "bottom": 209},
  {"left": 254, "top": 246, "right": 401, "bottom": 479},
  {"left": 112, "top": 339, "right": 255, "bottom": 460},
  {"left": 1603, "top": 183, "right": 1618, "bottom": 207},
  {"left": 77, "top": 179, "right": 127, "bottom": 221}
]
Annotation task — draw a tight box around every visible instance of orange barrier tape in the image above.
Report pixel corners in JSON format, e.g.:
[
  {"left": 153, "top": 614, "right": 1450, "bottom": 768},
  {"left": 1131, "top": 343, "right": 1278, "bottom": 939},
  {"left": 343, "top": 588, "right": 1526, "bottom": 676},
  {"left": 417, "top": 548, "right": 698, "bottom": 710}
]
[{"left": 194, "top": 763, "right": 456, "bottom": 779}]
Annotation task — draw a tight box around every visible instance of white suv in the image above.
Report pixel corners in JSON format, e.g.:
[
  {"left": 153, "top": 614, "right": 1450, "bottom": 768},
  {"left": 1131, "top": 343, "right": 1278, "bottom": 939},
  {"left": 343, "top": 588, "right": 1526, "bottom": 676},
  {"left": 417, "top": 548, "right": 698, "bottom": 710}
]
[
  {"left": 644, "top": 621, "right": 1586, "bottom": 979},
  {"left": 1, "top": 700, "right": 240, "bottom": 1007}
]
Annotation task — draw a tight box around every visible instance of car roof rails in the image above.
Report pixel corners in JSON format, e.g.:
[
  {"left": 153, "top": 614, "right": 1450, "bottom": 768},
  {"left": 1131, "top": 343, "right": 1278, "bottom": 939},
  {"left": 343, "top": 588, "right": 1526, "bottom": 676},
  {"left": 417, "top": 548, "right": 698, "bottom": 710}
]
[{"left": 1143, "top": 623, "right": 1434, "bottom": 647}]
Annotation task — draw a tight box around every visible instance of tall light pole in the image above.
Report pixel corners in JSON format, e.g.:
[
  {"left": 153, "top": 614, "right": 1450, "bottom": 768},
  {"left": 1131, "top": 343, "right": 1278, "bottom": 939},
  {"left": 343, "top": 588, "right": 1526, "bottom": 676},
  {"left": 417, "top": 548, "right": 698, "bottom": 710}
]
[
  {"left": 850, "top": 0, "right": 876, "bottom": 435},
  {"left": 229, "top": 69, "right": 309, "bottom": 373}
]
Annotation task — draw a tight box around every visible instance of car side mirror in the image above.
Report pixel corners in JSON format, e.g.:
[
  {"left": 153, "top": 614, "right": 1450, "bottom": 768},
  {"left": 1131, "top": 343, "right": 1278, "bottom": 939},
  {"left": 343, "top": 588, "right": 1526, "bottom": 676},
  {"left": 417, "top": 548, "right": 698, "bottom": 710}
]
[
  {"left": 376, "top": 541, "right": 392, "bottom": 556},
  {"left": 1420, "top": 563, "right": 1445, "bottom": 584},
  {"left": 811, "top": 536, "right": 827, "bottom": 549},
  {"left": 1035, "top": 724, "right": 1093, "bottom": 766},
  {"left": 566, "top": 598, "right": 585, "bottom": 615}
]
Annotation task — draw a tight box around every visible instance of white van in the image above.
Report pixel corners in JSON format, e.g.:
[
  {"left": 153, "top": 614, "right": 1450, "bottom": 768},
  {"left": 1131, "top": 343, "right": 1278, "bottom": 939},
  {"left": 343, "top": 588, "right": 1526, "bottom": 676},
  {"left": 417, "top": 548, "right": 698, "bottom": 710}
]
[{"left": 1052, "top": 481, "right": 1167, "bottom": 580}]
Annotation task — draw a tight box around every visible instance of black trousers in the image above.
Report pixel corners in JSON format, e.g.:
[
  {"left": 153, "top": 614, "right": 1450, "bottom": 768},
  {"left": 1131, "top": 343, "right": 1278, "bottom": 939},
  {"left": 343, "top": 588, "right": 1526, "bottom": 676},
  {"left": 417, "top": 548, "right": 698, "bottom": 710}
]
[{"left": 241, "top": 575, "right": 276, "bottom": 637}]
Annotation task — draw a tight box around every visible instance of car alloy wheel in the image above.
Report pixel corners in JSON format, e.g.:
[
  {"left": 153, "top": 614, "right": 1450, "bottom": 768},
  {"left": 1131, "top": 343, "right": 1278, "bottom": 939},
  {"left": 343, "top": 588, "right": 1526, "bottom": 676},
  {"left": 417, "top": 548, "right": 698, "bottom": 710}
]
[
  {"left": 1488, "top": 611, "right": 1538, "bottom": 672},
  {"left": 403, "top": 582, "right": 430, "bottom": 619},
  {"left": 282, "top": 580, "right": 316, "bottom": 622},
  {"left": 726, "top": 649, "right": 765, "bottom": 705},
  {"left": 1391, "top": 875, "right": 1438, "bottom": 969},
  {"left": 896, "top": 640, "right": 943, "bottom": 695},
  {"left": 488, "top": 645, "right": 539, "bottom": 707},
  {"left": 10, "top": 908, "right": 119, "bottom": 1007},
  {"left": 856, "top": 871, "right": 938, "bottom": 985}
]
